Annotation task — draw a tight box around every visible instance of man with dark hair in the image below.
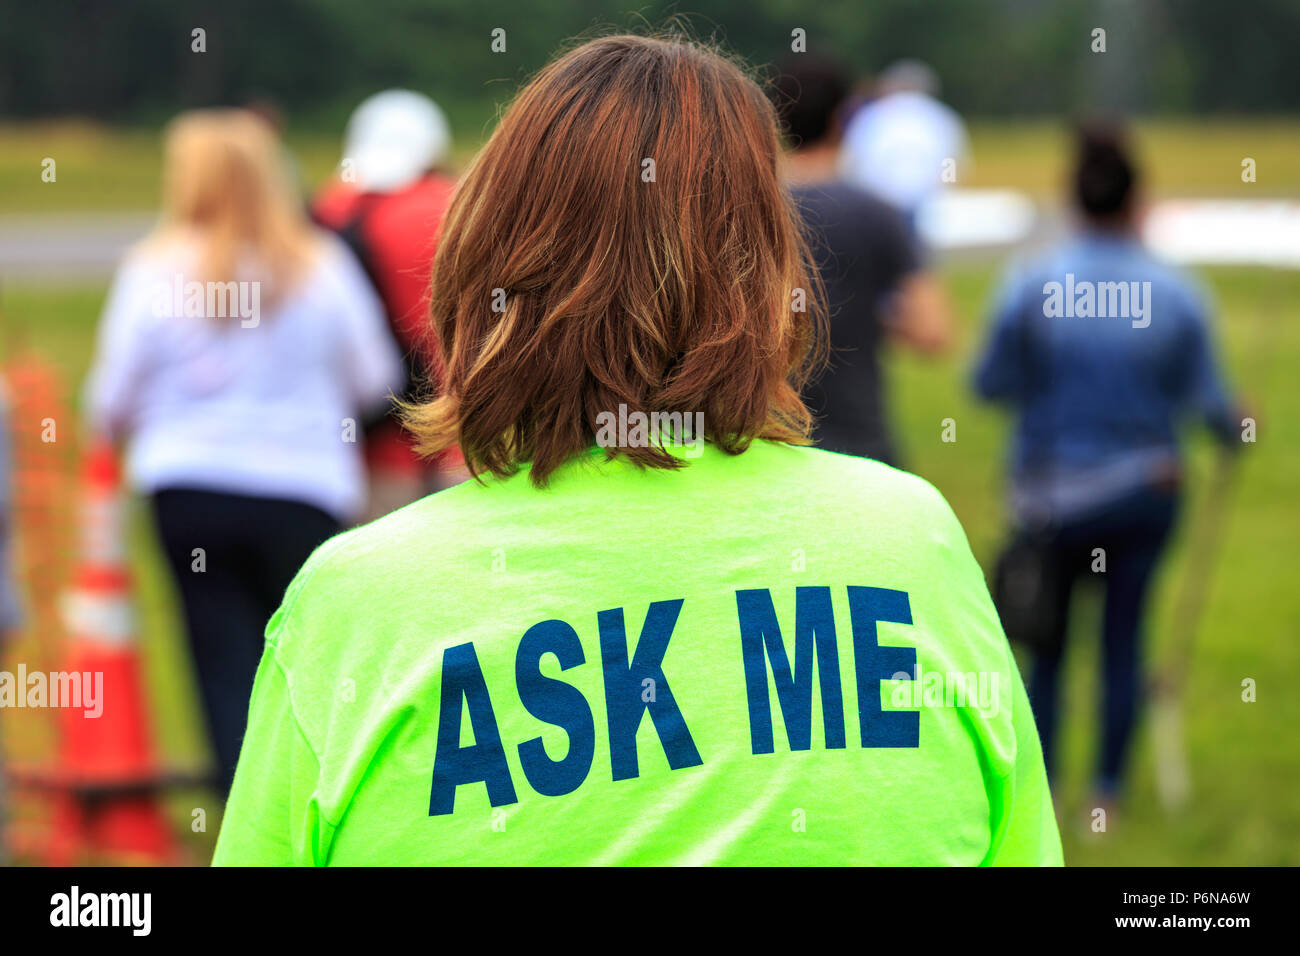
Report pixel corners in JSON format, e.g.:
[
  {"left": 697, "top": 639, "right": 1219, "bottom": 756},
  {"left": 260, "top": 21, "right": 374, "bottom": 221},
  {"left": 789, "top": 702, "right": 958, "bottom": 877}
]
[
  {"left": 772, "top": 57, "right": 953, "bottom": 466},
  {"left": 772, "top": 58, "right": 849, "bottom": 150}
]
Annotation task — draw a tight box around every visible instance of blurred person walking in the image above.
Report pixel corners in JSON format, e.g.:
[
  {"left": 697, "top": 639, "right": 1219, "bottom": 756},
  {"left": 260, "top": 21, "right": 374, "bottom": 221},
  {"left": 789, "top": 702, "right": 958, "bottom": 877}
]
[
  {"left": 973, "top": 122, "right": 1243, "bottom": 812},
  {"left": 772, "top": 57, "right": 953, "bottom": 466},
  {"left": 313, "top": 90, "right": 465, "bottom": 517},
  {"left": 838, "top": 60, "right": 969, "bottom": 228},
  {"left": 85, "top": 109, "right": 403, "bottom": 796},
  {"left": 215, "top": 35, "right": 1060, "bottom": 866}
]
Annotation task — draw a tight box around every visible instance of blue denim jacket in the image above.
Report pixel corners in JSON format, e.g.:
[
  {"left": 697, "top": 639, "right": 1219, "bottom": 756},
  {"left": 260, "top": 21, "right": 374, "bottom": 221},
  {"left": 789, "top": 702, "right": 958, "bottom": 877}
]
[{"left": 973, "top": 231, "right": 1238, "bottom": 520}]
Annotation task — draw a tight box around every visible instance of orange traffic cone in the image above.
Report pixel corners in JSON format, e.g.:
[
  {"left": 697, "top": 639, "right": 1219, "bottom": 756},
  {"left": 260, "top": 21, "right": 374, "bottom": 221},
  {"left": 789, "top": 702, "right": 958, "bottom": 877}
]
[
  {"left": 0, "top": 351, "right": 76, "bottom": 862},
  {"left": 43, "top": 439, "right": 178, "bottom": 864}
]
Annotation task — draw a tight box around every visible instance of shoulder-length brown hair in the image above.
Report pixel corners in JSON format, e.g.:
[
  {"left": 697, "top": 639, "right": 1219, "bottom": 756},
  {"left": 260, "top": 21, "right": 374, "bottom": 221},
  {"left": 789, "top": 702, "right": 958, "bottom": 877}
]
[{"left": 405, "top": 33, "right": 824, "bottom": 485}]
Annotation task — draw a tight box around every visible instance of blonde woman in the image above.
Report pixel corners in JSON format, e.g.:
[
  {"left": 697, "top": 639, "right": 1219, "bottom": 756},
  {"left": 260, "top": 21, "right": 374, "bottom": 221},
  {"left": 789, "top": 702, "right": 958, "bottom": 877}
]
[{"left": 85, "top": 109, "right": 403, "bottom": 796}]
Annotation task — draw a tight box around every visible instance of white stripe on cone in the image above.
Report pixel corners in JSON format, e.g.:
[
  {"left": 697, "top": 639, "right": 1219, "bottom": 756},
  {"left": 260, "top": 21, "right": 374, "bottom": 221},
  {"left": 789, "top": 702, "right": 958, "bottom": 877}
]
[{"left": 61, "top": 589, "right": 136, "bottom": 649}]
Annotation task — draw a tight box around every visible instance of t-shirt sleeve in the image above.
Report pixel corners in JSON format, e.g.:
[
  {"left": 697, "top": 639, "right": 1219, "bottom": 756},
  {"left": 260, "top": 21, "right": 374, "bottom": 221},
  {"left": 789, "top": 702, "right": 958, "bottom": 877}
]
[
  {"left": 907, "top": 474, "right": 1062, "bottom": 866},
  {"left": 211, "top": 634, "right": 332, "bottom": 866},
  {"left": 870, "top": 198, "right": 923, "bottom": 289},
  {"left": 985, "top": 643, "right": 1064, "bottom": 866}
]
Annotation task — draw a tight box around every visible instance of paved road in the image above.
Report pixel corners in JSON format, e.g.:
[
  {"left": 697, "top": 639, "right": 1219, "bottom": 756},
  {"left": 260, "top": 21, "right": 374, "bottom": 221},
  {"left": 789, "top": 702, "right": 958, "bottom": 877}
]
[
  {"left": 0, "top": 213, "right": 155, "bottom": 283},
  {"left": 3, "top": 199, "right": 1289, "bottom": 285},
  {"left": 0, "top": 209, "right": 1044, "bottom": 287}
]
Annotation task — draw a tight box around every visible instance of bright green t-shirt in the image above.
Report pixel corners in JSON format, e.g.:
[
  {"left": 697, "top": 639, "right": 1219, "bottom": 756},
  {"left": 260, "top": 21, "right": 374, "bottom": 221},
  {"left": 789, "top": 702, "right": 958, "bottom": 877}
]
[{"left": 213, "top": 441, "right": 1062, "bottom": 866}]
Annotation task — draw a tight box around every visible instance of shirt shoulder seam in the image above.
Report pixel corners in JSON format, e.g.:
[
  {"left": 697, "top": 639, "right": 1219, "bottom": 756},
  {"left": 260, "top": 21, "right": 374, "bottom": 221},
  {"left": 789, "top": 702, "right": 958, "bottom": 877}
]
[{"left": 264, "top": 632, "right": 344, "bottom": 834}]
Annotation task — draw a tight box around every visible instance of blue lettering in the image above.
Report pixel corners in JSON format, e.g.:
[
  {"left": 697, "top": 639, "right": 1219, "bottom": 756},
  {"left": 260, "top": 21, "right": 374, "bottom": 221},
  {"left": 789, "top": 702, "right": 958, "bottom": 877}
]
[
  {"left": 846, "top": 586, "right": 918, "bottom": 748},
  {"left": 598, "top": 599, "right": 703, "bottom": 780},
  {"left": 515, "top": 620, "right": 595, "bottom": 797},
  {"left": 736, "top": 587, "right": 846, "bottom": 753},
  {"left": 429, "top": 642, "right": 518, "bottom": 815}
]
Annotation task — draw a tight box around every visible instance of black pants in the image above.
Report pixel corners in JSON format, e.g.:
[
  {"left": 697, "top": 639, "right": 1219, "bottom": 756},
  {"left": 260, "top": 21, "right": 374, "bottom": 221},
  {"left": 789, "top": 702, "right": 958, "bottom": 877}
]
[
  {"left": 151, "top": 488, "right": 339, "bottom": 796},
  {"left": 1026, "top": 484, "right": 1179, "bottom": 796}
]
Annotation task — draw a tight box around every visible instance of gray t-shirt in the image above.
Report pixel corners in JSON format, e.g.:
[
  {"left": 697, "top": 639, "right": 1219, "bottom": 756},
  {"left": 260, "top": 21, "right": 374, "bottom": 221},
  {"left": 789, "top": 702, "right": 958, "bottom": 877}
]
[{"left": 791, "top": 181, "right": 920, "bottom": 465}]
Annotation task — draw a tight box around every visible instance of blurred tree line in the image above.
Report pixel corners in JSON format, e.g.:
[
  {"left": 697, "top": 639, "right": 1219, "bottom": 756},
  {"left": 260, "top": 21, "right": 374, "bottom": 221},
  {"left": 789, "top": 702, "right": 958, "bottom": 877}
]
[{"left": 2, "top": 0, "right": 1297, "bottom": 129}]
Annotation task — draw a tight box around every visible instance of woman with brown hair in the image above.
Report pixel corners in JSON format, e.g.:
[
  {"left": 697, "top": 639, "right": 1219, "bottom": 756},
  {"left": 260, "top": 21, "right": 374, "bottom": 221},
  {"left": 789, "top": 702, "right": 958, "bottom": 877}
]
[
  {"left": 85, "top": 109, "right": 403, "bottom": 796},
  {"left": 216, "top": 35, "right": 1060, "bottom": 865}
]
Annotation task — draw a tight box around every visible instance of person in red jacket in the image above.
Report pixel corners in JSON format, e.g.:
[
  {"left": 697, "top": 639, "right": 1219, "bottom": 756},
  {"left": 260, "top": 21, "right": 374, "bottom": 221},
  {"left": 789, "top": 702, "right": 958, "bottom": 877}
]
[{"left": 313, "top": 90, "right": 466, "bottom": 517}]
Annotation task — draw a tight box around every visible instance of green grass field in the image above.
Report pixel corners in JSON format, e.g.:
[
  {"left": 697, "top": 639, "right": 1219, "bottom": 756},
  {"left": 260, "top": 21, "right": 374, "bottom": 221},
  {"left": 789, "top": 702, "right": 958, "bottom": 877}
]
[{"left": 1, "top": 117, "right": 1297, "bottom": 865}]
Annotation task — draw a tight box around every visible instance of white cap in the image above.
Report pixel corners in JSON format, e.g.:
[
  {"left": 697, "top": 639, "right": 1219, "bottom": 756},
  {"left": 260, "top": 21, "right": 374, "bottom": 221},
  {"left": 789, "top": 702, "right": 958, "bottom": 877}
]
[{"left": 343, "top": 89, "right": 451, "bottom": 192}]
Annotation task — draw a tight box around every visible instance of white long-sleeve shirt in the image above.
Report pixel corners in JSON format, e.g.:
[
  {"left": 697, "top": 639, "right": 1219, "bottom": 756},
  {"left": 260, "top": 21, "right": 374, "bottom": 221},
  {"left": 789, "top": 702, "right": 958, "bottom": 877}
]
[{"left": 85, "top": 235, "right": 405, "bottom": 521}]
